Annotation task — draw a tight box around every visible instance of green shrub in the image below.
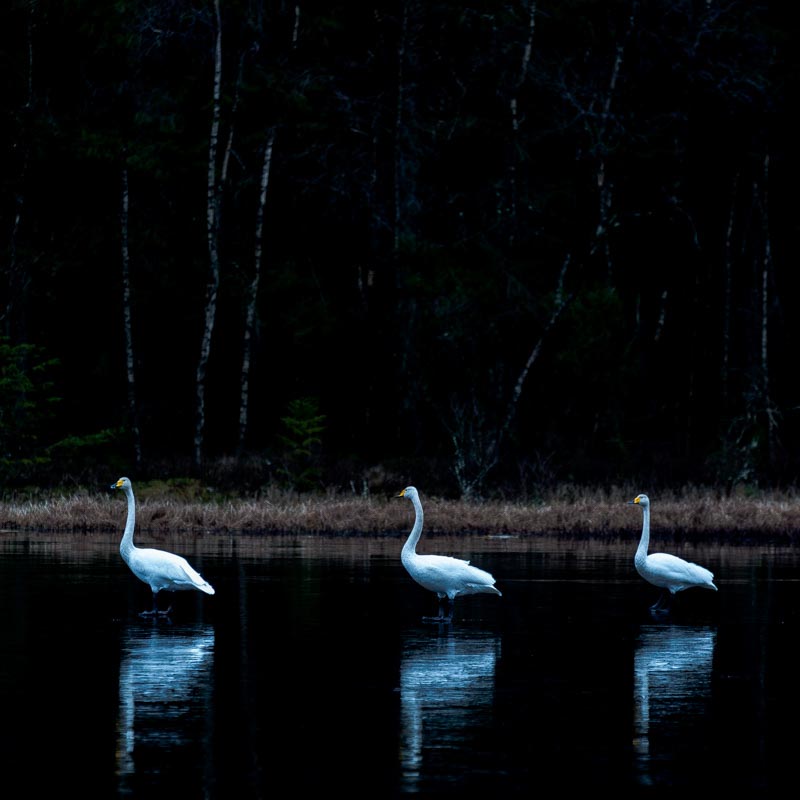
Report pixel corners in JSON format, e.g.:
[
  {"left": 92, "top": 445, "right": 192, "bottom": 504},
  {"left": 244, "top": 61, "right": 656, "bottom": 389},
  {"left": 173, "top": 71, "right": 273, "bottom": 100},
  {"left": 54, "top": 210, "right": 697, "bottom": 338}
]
[{"left": 277, "top": 397, "right": 326, "bottom": 492}]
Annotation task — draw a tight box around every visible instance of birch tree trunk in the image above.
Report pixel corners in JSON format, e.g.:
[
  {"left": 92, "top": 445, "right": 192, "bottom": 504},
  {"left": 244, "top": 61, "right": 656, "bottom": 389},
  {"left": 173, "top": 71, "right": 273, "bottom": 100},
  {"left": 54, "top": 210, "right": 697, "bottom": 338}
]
[
  {"left": 588, "top": 2, "right": 637, "bottom": 280},
  {"left": 194, "top": 0, "right": 223, "bottom": 470},
  {"left": 237, "top": 129, "right": 276, "bottom": 455},
  {"left": 759, "top": 152, "right": 777, "bottom": 468},
  {"left": 447, "top": 7, "right": 577, "bottom": 500},
  {"left": 292, "top": 4, "right": 300, "bottom": 48},
  {"left": 450, "top": 256, "right": 572, "bottom": 499},
  {"left": 120, "top": 165, "right": 142, "bottom": 468},
  {"left": 393, "top": 1, "right": 410, "bottom": 256},
  {"left": 3, "top": 6, "right": 35, "bottom": 341},
  {"left": 589, "top": 40, "right": 623, "bottom": 278},
  {"left": 507, "top": 1, "right": 536, "bottom": 248},
  {"left": 721, "top": 171, "right": 739, "bottom": 410}
]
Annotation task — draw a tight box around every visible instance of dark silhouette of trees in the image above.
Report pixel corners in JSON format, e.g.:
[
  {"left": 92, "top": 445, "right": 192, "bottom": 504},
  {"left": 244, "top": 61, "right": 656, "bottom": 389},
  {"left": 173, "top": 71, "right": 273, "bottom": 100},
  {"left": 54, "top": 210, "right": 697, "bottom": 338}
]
[{"left": 1, "top": 0, "right": 796, "bottom": 497}]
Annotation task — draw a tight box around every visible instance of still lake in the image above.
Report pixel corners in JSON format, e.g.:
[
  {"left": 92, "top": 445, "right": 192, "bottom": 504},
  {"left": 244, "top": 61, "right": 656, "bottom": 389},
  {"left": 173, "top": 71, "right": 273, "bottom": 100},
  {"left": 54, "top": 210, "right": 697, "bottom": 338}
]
[{"left": 1, "top": 528, "right": 798, "bottom": 796}]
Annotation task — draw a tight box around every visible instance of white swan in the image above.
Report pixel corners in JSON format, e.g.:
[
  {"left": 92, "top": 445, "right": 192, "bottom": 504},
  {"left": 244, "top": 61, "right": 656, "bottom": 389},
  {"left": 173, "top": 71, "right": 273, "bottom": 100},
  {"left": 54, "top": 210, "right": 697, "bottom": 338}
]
[
  {"left": 111, "top": 477, "right": 215, "bottom": 616},
  {"left": 629, "top": 493, "right": 717, "bottom": 611},
  {"left": 397, "top": 486, "right": 501, "bottom": 622}
]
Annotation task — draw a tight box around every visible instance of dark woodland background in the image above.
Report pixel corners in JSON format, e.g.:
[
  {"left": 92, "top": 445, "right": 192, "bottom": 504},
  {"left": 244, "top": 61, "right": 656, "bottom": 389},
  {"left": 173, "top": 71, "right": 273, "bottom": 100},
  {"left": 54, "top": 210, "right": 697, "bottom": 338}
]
[{"left": 1, "top": 0, "right": 799, "bottom": 499}]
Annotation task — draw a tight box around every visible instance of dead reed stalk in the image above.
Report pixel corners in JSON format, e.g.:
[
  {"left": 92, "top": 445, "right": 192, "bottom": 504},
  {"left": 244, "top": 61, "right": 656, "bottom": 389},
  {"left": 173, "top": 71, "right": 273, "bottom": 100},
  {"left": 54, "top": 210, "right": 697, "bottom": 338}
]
[{"left": 2, "top": 485, "right": 800, "bottom": 540}]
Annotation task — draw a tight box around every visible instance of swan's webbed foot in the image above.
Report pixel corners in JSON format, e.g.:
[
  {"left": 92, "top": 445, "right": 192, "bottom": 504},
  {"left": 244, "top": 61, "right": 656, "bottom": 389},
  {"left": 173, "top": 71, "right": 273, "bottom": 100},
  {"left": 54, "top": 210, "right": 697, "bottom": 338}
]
[
  {"left": 139, "top": 600, "right": 173, "bottom": 618},
  {"left": 649, "top": 590, "right": 671, "bottom": 612}
]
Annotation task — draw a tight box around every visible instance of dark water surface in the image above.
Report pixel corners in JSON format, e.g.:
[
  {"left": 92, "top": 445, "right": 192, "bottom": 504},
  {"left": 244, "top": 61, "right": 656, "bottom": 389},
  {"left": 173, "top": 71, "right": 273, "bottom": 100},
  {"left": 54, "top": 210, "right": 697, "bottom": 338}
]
[{"left": 1, "top": 530, "right": 798, "bottom": 796}]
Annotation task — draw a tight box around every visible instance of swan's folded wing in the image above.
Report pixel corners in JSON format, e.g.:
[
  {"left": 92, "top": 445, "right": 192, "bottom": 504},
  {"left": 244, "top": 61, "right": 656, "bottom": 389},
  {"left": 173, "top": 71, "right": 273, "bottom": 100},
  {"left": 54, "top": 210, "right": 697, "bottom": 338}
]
[{"left": 649, "top": 552, "right": 715, "bottom": 588}]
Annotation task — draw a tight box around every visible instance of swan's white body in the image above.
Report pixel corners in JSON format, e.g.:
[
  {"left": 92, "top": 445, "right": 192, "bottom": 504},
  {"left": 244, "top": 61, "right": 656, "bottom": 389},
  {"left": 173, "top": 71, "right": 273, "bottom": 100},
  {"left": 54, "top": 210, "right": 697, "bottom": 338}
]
[
  {"left": 630, "top": 493, "right": 717, "bottom": 609},
  {"left": 112, "top": 477, "right": 215, "bottom": 615},
  {"left": 398, "top": 486, "right": 501, "bottom": 620}
]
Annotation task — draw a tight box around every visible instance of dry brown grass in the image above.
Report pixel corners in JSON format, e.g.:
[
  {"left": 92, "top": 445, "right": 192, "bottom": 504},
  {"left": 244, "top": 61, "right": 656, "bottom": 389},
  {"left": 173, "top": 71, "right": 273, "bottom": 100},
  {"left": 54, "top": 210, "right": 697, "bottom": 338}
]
[{"left": 2, "top": 484, "right": 800, "bottom": 541}]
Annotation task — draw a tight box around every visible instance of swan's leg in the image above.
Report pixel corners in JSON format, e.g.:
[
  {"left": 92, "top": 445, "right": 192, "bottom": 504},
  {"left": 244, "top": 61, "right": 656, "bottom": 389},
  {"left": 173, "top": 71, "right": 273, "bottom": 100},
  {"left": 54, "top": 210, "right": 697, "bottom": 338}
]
[
  {"left": 650, "top": 591, "right": 663, "bottom": 610},
  {"left": 423, "top": 596, "right": 452, "bottom": 623},
  {"left": 155, "top": 594, "right": 173, "bottom": 616},
  {"left": 650, "top": 589, "right": 671, "bottom": 611},
  {"left": 139, "top": 592, "right": 172, "bottom": 618}
]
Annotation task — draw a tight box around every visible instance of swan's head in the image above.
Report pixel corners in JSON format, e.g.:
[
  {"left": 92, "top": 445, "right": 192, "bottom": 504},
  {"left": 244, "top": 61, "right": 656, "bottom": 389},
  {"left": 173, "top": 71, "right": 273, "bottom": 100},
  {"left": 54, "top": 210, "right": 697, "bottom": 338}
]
[
  {"left": 111, "top": 476, "right": 131, "bottom": 491},
  {"left": 397, "top": 486, "right": 418, "bottom": 501},
  {"left": 629, "top": 493, "right": 649, "bottom": 507}
]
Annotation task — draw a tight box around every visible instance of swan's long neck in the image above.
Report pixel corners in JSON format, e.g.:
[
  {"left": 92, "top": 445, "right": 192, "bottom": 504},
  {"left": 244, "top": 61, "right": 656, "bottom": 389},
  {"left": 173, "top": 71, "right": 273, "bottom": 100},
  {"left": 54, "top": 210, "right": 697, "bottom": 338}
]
[
  {"left": 119, "top": 485, "right": 137, "bottom": 562},
  {"left": 635, "top": 503, "right": 650, "bottom": 568},
  {"left": 401, "top": 494, "right": 424, "bottom": 562}
]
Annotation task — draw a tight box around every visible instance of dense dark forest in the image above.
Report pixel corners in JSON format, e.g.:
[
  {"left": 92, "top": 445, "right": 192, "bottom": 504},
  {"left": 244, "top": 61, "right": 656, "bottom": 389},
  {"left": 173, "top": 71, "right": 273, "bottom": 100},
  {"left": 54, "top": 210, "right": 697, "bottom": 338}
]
[{"left": 1, "top": 0, "right": 798, "bottom": 499}]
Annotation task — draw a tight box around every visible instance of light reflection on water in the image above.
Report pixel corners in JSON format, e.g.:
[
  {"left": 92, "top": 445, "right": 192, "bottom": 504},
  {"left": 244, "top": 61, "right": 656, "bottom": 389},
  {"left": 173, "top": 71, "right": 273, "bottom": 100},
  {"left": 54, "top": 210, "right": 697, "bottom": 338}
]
[
  {"left": 115, "top": 623, "right": 215, "bottom": 795},
  {"left": 1, "top": 531, "right": 799, "bottom": 795},
  {"left": 633, "top": 624, "right": 717, "bottom": 785},
  {"left": 399, "top": 627, "right": 501, "bottom": 791}
]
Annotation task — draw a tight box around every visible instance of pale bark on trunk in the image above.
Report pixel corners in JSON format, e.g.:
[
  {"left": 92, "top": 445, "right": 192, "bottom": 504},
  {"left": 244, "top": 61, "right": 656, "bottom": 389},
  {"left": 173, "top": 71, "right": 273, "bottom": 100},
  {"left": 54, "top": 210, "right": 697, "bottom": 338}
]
[
  {"left": 221, "top": 39, "right": 249, "bottom": 187},
  {"left": 451, "top": 256, "right": 572, "bottom": 499},
  {"left": 393, "top": 2, "right": 408, "bottom": 256},
  {"left": 450, "top": 3, "right": 543, "bottom": 499},
  {"left": 759, "top": 153, "right": 776, "bottom": 466},
  {"left": 194, "top": 0, "right": 223, "bottom": 469},
  {"left": 120, "top": 165, "right": 142, "bottom": 467},
  {"left": 589, "top": 4, "right": 636, "bottom": 279},
  {"left": 4, "top": 8, "right": 35, "bottom": 340},
  {"left": 507, "top": 1, "right": 536, "bottom": 248},
  {"left": 653, "top": 289, "right": 668, "bottom": 343},
  {"left": 5, "top": 155, "right": 29, "bottom": 341},
  {"left": 721, "top": 172, "right": 739, "bottom": 408},
  {"left": 589, "top": 46, "right": 621, "bottom": 277},
  {"left": 237, "top": 129, "right": 276, "bottom": 454},
  {"left": 292, "top": 5, "right": 300, "bottom": 48},
  {"left": 500, "top": 255, "right": 572, "bottom": 444}
]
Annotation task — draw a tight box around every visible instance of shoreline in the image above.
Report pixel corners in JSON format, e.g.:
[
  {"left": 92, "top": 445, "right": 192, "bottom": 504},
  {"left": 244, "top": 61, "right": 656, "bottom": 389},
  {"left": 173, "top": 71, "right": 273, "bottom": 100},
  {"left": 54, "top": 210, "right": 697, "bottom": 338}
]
[{"left": 2, "top": 487, "right": 800, "bottom": 542}]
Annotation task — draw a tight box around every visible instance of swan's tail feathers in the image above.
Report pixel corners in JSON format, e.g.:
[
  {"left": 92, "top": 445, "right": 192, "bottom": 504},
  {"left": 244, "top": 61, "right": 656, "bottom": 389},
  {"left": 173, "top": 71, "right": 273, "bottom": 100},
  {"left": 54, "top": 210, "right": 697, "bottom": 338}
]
[
  {"left": 181, "top": 561, "right": 215, "bottom": 594},
  {"left": 690, "top": 562, "right": 717, "bottom": 591},
  {"left": 467, "top": 583, "right": 502, "bottom": 597}
]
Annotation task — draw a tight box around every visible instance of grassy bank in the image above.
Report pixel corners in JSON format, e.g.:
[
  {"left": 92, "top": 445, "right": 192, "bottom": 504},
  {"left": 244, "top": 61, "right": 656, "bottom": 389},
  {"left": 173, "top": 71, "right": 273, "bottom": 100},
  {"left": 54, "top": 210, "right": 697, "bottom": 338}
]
[{"left": 3, "top": 483, "right": 800, "bottom": 541}]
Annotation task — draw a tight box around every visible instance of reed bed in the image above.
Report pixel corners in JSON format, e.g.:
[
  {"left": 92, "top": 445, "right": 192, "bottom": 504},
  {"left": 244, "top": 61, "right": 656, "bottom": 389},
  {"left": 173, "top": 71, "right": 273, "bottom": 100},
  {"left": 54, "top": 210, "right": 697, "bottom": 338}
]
[{"left": 2, "top": 484, "right": 800, "bottom": 541}]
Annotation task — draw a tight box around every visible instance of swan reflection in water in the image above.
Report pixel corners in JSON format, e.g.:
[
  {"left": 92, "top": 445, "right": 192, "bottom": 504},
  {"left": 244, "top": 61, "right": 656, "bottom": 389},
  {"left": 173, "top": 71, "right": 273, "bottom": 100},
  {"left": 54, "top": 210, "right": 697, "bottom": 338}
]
[
  {"left": 115, "top": 623, "right": 215, "bottom": 788},
  {"left": 633, "top": 624, "right": 716, "bottom": 785},
  {"left": 400, "top": 628, "right": 500, "bottom": 790}
]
